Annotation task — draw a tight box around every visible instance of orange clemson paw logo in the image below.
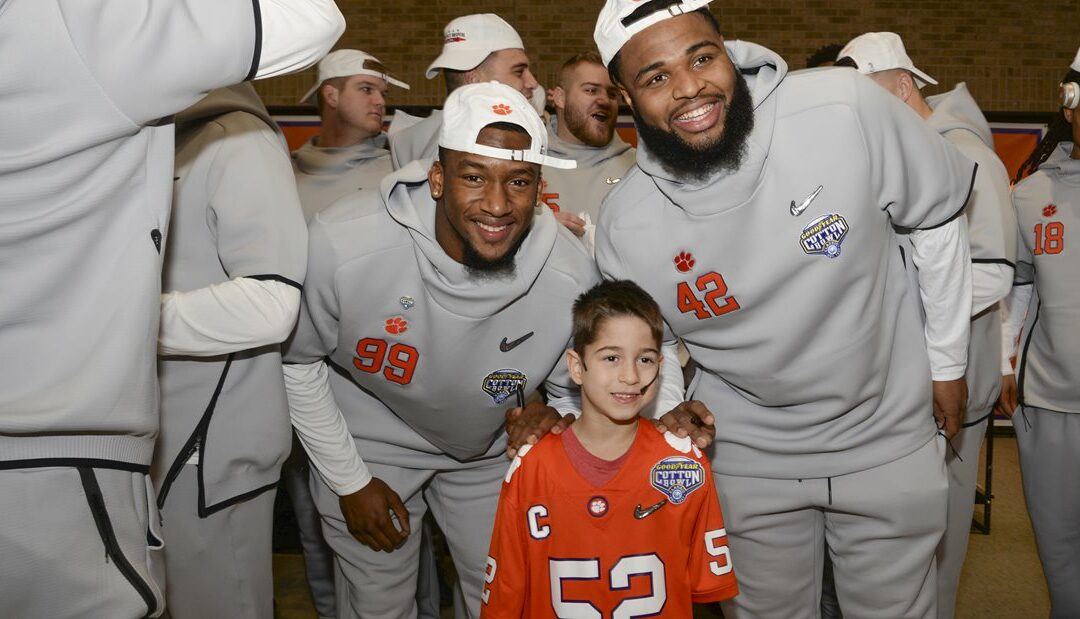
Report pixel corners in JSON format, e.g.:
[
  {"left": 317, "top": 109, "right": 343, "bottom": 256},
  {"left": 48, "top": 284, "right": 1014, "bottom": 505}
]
[
  {"left": 385, "top": 316, "right": 408, "bottom": 334},
  {"left": 492, "top": 103, "right": 513, "bottom": 116},
  {"left": 1044, "top": 204, "right": 1058, "bottom": 217},
  {"left": 673, "top": 251, "right": 696, "bottom": 273}
]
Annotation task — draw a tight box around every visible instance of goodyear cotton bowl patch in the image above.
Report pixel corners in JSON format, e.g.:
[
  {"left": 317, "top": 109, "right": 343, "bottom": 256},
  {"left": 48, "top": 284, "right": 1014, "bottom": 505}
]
[
  {"left": 482, "top": 369, "right": 527, "bottom": 404},
  {"left": 800, "top": 213, "right": 849, "bottom": 259},
  {"left": 650, "top": 457, "right": 705, "bottom": 504}
]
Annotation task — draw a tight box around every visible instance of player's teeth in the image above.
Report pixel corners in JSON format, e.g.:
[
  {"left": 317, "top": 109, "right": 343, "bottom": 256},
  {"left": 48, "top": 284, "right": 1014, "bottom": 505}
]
[
  {"left": 478, "top": 222, "right": 508, "bottom": 233},
  {"left": 677, "top": 103, "right": 714, "bottom": 121}
]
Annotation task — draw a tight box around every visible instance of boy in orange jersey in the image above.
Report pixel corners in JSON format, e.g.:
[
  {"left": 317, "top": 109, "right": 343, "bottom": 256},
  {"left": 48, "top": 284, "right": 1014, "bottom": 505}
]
[{"left": 481, "top": 280, "right": 738, "bottom": 617}]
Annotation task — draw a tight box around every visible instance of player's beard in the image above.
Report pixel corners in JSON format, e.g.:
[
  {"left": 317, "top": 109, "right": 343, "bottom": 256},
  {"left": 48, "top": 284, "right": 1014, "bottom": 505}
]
[
  {"left": 564, "top": 103, "right": 616, "bottom": 148},
  {"left": 633, "top": 70, "right": 754, "bottom": 183},
  {"left": 462, "top": 224, "right": 531, "bottom": 280}
]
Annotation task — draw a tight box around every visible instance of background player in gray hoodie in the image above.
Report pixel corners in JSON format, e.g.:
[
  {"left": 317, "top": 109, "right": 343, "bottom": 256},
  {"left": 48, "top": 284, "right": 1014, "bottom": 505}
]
[
  {"left": 293, "top": 49, "right": 410, "bottom": 221},
  {"left": 839, "top": 32, "right": 1017, "bottom": 619},
  {"left": 594, "top": 1, "right": 977, "bottom": 617},
  {"left": 389, "top": 13, "right": 540, "bottom": 169},
  {"left": 543, "top": 51, "right": 638, "bottom": 251},
  {"left": 999, "top": 48, "right": 1080, "bottom": 619},
  {"left": 0, "top": 2, "right": 342, "bottom": 617},
  {"left": 155, "top": 83, "right": 307, "bottom": 619}
]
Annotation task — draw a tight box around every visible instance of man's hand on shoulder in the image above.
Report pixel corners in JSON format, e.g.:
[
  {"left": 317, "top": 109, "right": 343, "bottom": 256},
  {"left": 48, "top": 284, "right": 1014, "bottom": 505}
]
[
  {"left": 505, "top": 402, "right": 575, "bottom": 459},
  {"left": 339, "top": 477, "right": 410, "bottom": 552},
  {"left": 654, "top": 400, "right": 715, "bottom": 450},
  {"left": 933, "top": 378, "right": 968, "bottom": 439}
]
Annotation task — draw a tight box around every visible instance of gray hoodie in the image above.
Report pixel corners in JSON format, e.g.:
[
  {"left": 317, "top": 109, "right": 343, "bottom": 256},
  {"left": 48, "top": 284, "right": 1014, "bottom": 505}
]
[
  {"left": 292, "top": 133, "right": 392, "bottom": 221},
  {"left": 156, "top": 83, "right": 307, "bottom": 511},
  {"left": 926, "top": 83, "right": 1017, "bottom": 416},
  {"left": 596, "top": 41, "right": 976, "bottom": 479},
  {"left": 542, "top": 116, "right": 637, "bottom": 232},
  {"left": 1013, "top": 142, "right": 1080, "bottom": 414},
  {"left": 389, "top": 110, "right": 443, "bottom": 170},
  {"left": 286, "top": 162, "right": 599, "bottom": 461}
]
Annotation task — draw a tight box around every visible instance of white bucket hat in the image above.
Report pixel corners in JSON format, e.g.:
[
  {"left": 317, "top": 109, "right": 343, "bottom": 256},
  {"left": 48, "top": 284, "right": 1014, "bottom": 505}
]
[
  {"left": 439, "top": 82, "right": 576, "bottom": 169},
  {"left": 425, "top": 14, "right": 524, "bottom": 80},
  {"left": 838, "top": 32, "right": 938, "bottom": 88},
  {"left": 300, "top": 50, "right": 409, "bottom": 103},
  {"left": 594, "top": 0, "right": 715, "bottom": 67}
]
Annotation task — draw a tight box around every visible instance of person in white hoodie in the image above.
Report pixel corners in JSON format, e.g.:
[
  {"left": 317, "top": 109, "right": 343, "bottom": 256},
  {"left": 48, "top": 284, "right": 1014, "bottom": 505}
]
[
  {"left": 593, "top": 1, "right": 977, "bottom": 617},
  {"left": 998, "top": 47, "right": 1080, "bottom": 619},
  {"left": 838, "top": 32, "right": 1016, "bottom": 619},
  {"left": 293, "top": 49, "right": 410, "bottom": 221},
  {"left": 543, "top": 51, "right": 637, "bottom": 252},
  {"left": 155, "top": 82, "right": 307, "bottom": 619}
]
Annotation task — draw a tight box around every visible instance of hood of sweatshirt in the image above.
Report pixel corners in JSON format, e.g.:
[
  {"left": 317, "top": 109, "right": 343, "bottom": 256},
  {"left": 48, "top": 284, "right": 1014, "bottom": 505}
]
[
  {"left": 926, "top": 83, "right": 994, "bottom": 148},
  {"left": 635, "top": 40, "right": 787, "bottom": 216},
  {"left": 1039, "top": 141, "right": 1080, "bottom": 183},
  {"left": 545, "top": 116, "right": 633, "bottom": 168},
  {"left": 381, "top": 160, "right": 559, "bottom": 318},
  {"left": 175, "top": 83, "right": 277, "bottom": 136},
  {"left": 292, "top": 133, "right": 389, "bottom": 176}
]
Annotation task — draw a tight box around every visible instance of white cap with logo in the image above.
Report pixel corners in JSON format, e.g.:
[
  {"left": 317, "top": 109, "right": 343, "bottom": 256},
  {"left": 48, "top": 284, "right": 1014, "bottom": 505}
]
[
  {"left": 594, "top": 0, "right": 715, "bottom": 67},
  {"left": 439, "top": 82, "right": 576, "bottom": 170},
  {"left": 301, "top": 50, "right": 410, "bottom": 103},
  {"left": 838, "top": 32, "right": 938, "bottom": 88},
  {"left": 425, "top": 14, "right": 525, "bottom": 80}
]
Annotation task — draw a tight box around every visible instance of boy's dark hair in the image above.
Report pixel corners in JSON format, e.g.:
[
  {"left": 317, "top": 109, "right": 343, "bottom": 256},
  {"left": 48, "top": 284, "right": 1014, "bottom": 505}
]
[
  {"left": 572, "top": 280, "right": 664, "bottom": 358},
  {"left": 607, "top": 3, "right": 722, "bottom": 87},
  {"left": 1015, "top": 67, "right": 1080, "bottom": 182},
  {"left": 806, "top": 44, "right": 844, "bottom": 68}
]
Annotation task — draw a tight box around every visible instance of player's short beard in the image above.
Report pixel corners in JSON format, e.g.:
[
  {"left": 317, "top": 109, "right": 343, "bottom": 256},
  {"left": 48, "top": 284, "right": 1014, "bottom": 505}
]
[
  {"left": 564, "top": 104, "right": 616, "bottom": 148},
  {"left": 462, "top": 225, "right": 531, "bottom": 279},
  {"left": 633, "top": 70, "right": 754, "bottom": 183}
]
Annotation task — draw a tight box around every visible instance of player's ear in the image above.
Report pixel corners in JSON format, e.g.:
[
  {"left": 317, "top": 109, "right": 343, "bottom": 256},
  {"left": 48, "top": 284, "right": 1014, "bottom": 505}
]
[
  {"left": 321, "top": 83, "right": 339, "bottom": 110},
  {"left": 898, "top": 71, "right": 915, "bottom": 104},
  {"left": 551, "top": 86, "right": 567, "bottom": 111},
  {"left": 1065, "top": 107, "right": 1075, "bottom": 124},
  {"left": 428, "top": 161, "right": 444, "bottom": 200},
  {"left": 566, "top": 349, "right": 584, "bottom": 386}
]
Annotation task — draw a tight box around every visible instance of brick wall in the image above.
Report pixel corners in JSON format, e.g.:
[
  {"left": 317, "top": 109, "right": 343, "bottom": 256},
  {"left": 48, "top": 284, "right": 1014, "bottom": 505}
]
[{"left": 254, "top": 1, "right": 1079, "bottom": 113}]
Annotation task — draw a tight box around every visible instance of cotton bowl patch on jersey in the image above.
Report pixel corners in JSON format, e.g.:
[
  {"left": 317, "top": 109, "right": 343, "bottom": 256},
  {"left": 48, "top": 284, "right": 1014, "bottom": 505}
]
[
  {"left": 482, "top": 369, "right": 528, "bottom": 404},
  {"left": 651, "top": 457, "right": 705, "bottom": 505},
  {"left": 800, "top": 213, "right": 849, "bottom": 259}
]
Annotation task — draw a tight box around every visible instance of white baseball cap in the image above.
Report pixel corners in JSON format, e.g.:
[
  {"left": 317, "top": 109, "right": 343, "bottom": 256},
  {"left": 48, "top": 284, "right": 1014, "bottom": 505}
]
[
  {"left": 594, "top": 0, "right": 715, "bottom": 67},
  {"left": 300, "top": 50, "right": 410, "bottom": 103},
  {"left": 838, "top": 32, "right": 938, "bottom": 88},
  {"left": 425, "top": 14, "right": 524, "bottom": 80},
  {"left": 439, "top": 82, "right": 576, "bottom": 170}
]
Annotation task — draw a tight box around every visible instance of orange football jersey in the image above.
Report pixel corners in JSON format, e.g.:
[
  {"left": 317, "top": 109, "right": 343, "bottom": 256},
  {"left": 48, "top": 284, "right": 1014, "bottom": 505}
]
[{"left": 481, "top": 421, "right": 738, "bottom": 618}]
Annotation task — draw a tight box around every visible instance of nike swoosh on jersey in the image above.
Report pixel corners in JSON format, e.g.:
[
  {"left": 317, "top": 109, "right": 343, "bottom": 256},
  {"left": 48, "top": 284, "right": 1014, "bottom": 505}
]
[
  {"left": 790, "top": 185, "right": 824, "bottom": 216},
  {"left": 499, "top": 332, "right": 534, "bottom": 352},
  {"left": 634, "top": 499, "right": 668, "bottom": 519}
]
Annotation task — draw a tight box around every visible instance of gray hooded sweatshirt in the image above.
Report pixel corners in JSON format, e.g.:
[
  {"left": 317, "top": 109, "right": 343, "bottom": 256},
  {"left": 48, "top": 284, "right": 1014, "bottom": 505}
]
[
  {"left": 1013, "top": 142, "right": 1080, "bottom": 414},
  {"left": 292, "top": 133, "right": 392, "bottom": 221},
  {"left": 541, "top": 116, "right": 637, "bottom": 225},
  {"left": 925, "top": 83, "right": 1017, "bottom": 418},
  {"left": 286, "top": 161, "right": 598, "bottom": 462},
  {"left": 389, "top": 110, "right": 443, "bottom": 170},
  {"left": 156, "top": 83, "right": 307, "bottom": 512},
  {"left": 596, "top": 41, "right": 976, "bottom": 479}
]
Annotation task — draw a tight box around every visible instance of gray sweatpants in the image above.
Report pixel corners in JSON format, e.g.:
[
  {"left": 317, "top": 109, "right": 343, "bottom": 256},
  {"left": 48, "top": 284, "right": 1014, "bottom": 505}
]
[
  {"left": 935, "top": 412, "right": 988, "bottom": 619},
  {"left": 0, "top": 466, "right": 166, "bottom": 618},
  {"left": 310, "top": 450, "right": 507, "bottom": 619},
  {"left": 160, "top": 464, "right": 275, "bottom": 619},
  {"left": 1015, "top": 406, "right": 1080, "bottom": 619},
  {"left": 717, "top": 436, "right": 948, "bottom": 619}
]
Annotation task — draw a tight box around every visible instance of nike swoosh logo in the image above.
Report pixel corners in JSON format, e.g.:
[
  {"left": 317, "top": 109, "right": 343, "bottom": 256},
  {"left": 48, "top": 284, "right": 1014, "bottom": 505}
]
[
  {"left": 604, "top": 176, "right": 621, "bottom": 185},
  {"left": 634, "top": 499, "right": 668, "bottom": 519},
  {"left": 499, "top": 332, "right": 534, "bottom": 352},
  {"left": 790, "top": 185, "right": 823, "bottom": 216}
]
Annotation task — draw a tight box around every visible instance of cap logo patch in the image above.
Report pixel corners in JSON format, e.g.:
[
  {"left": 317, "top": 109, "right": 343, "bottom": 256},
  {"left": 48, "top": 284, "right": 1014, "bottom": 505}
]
[
  {"left": 481, "top": 368, "right": 528, "bottom": 404},
  {"left": 492, "top": 103, "right": 513, "bottom": 116},
  {"left": 800, "top": 213, "right": 849, "bottom": 259},
  {"left": 445, "top": 29, "right": 467, "bottom": 43},
  {"left": 650, "top": 457, "right": 705, "bottom": 504},
  {"left": 385, "top": 316, "right": 408, "bottom": 334},
  {"left": 673, "top": 251, "right": 696, "bottom": 273},
  {"left": 1044, "top": 204, "right": 1058, "bottom": 218}
]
